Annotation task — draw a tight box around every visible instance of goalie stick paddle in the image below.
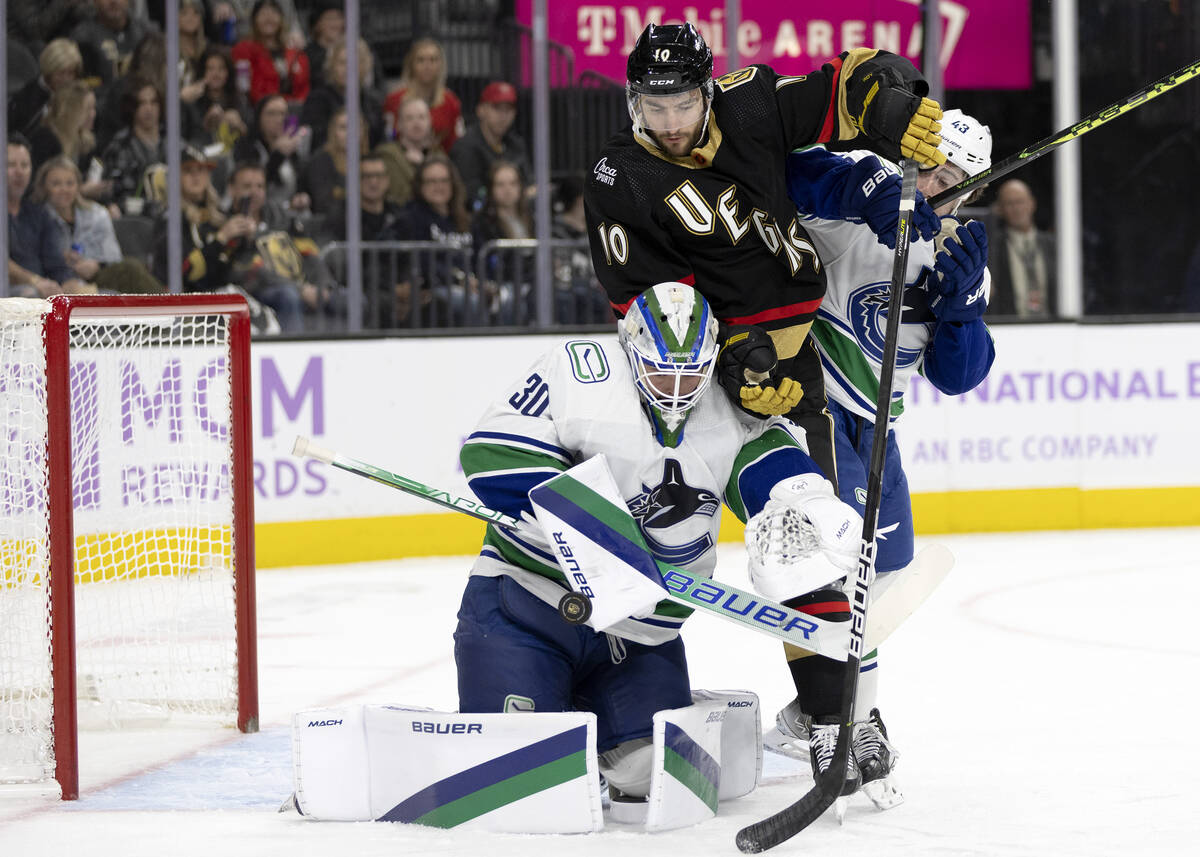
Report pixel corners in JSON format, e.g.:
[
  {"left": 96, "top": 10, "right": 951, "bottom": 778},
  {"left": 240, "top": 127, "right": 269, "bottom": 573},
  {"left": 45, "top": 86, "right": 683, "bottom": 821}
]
[
  {"left": 735, "top": 160, "right": 923, "bottom": 854},
  {"left": 927, "top": 57, "right": 1200, "bottom": 210}
]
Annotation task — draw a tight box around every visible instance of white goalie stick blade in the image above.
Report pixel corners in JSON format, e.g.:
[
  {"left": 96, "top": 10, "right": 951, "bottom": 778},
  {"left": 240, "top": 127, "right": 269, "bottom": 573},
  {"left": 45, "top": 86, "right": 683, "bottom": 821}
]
[{"left": 863, "top": 543, "right": 955, "bottom": 651}]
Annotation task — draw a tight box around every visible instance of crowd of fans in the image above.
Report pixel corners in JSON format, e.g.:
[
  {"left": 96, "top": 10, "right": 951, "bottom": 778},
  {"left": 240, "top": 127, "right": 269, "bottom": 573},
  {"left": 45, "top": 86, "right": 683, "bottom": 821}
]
[{"left": 6, "top": 0, "right": 611, "bottom": 333}]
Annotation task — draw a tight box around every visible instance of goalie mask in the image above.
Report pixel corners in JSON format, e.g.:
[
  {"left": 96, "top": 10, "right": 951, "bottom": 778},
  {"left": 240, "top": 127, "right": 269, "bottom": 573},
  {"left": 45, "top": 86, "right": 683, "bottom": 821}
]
[
  {"left": 625, "top": 23, "right": 715, "bottom": 154},
  {"left": 619, "top": 283, "right": 719, "bottom": 445}
]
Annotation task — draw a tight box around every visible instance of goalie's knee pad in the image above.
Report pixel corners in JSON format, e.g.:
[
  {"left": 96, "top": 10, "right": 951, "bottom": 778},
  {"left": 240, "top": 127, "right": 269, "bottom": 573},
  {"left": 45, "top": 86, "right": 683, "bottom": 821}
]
[{"left": 598, "top": 736, "right": 654, "bottom": 798}]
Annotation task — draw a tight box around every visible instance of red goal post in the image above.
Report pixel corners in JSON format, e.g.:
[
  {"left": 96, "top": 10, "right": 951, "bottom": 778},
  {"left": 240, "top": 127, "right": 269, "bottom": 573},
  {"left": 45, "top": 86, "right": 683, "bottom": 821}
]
[{"left": 0, "top": 294, "right": 258, "bottom": 800}]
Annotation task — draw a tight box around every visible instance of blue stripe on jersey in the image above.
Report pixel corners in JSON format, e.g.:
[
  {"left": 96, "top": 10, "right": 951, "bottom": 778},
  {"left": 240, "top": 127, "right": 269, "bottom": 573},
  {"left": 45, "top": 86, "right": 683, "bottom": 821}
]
[
  {"left": 492, "top": 525, "right": 559, "bottom": 566},
  {"left": 737, "top": 445, "right": 823, "bottom": 517},
  {"left": 466, "top": 431, "right": 572, "bottom": 463},
  {"left": 466, "top": 470, "right": 558, "bottom": 520},
  {"left": 817, "top": 347, "right": 903, "bottom": 423}
]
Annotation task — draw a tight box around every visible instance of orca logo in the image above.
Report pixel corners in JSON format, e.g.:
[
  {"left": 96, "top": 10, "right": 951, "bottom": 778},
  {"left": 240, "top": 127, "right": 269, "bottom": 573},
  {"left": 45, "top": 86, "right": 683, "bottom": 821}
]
[{"left": 628, "top": 458, "right": 718, "bottom": 566}]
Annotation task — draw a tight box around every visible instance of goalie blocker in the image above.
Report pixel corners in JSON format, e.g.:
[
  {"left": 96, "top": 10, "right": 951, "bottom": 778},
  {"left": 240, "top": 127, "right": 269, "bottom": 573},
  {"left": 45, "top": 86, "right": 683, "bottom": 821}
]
[{"left": 288, "top": 691, "right": 760, "bottom": 832}]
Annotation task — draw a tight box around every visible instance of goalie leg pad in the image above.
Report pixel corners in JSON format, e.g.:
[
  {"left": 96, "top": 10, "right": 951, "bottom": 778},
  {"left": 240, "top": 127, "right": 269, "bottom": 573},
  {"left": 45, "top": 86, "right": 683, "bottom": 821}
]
[{"left": 291, "top": 704, "right": 603, "bottom": 832}]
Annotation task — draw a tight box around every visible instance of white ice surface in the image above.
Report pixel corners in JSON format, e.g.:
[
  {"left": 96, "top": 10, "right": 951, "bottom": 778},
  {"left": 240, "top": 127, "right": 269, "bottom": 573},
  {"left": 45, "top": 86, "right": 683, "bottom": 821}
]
[{"left": 3, "top": 529, "right": 1199, "bottom": 856}]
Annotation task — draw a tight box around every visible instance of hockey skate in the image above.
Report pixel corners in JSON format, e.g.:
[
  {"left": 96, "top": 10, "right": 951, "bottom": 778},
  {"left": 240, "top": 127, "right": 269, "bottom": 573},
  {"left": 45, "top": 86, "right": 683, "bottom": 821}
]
[
  {"left": 852, "top": 708, "right": 904, "bottom": 811},
  {"left": 807, "top": 718, "right": 861, "bottom": 822},
  {"left": 762, "top": 696, "right": 811, "bottom": 761}
]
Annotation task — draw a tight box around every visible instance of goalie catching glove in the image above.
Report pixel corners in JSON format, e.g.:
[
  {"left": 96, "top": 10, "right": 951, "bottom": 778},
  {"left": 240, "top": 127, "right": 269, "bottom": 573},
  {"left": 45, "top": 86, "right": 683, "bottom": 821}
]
[
  {"left": 716, "top": 325, "right": 804, "bottom": 416},
  {"left": 746, "top": 475, "right": 862, "bottom": 603},
  {"left": 929, "top": 217, "right": 989, "bottom": 322},
  {"left": 845, "top": 51, "right": 945, "bottom": 168}
]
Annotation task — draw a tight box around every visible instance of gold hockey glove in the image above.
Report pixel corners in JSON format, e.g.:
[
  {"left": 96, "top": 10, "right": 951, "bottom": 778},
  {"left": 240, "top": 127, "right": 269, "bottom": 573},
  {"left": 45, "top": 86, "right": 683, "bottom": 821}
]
[
  {"left": 740, "top": 377, "right": 804, "bottom": 416},
  {"left": 846, "top": 51, "right": 946, "bottom": 168},
  {"left": 900, "top": 97, "right": 945, "bottom": 166}
]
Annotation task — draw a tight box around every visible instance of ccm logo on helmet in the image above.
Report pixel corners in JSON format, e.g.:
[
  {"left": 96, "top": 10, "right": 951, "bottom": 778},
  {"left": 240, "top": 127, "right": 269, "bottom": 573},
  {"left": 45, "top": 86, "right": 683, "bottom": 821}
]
[{"left": 648, "top": 79, "right": 674, "bottom": 86}]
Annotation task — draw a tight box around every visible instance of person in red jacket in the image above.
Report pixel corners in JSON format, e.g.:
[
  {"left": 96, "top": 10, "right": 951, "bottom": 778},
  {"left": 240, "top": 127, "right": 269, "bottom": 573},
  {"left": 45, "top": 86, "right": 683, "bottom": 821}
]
[
  {"left": 232, "top": 0, "right": 310, "bottom": 108},
  {"left": 382, "top": 37, "right": 464, "bottom": 154}
]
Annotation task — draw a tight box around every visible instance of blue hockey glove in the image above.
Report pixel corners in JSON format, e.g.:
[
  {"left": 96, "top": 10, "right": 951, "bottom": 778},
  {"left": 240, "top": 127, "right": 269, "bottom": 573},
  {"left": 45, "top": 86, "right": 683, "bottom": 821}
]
[
  {"left": 929, "top": 218, "right": 989, "bottom": 322},
  {"left": 839, "top": 155, "right": 940, "bottom": 249}
]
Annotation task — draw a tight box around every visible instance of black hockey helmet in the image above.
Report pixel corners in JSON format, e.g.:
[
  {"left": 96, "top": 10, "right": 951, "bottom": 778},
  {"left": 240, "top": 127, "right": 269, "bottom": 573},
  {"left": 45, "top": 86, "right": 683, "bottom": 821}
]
[{"left": 626, "top": 23, "right": 713, "bottom": 95}]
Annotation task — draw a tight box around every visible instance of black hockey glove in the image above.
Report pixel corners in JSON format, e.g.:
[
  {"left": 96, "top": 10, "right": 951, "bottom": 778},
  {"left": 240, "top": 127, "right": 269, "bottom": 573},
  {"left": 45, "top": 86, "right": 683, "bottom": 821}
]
[
  {"left": 845, "top": 52, "right": 945, "bottom": 168},
  {"left": 929, "top": 219, "right": 989, "bottom": 322},
  {"left": 717, "top": 325, "right": 803, "bottom": 416},
  {"left": 840, "top": 155, "right": 941, "bottom": 247}
]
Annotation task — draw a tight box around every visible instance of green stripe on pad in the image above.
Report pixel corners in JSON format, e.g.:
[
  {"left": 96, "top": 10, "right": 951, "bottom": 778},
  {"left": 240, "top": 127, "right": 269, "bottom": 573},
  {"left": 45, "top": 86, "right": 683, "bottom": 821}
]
[
  {"left": 664, "top": 747, "right": 718, "bottom": 813},
  {"left": 543, "top": 476, "right": 651, "bottom": 551},
  {"left": 414, "top": 750, "right": 589, "bottom": 828}
]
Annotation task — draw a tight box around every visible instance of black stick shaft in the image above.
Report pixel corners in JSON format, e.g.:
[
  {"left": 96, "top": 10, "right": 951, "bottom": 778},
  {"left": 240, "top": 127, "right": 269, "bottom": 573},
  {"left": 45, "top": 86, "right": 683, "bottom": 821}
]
[
  {"left": 734, "top": 160, "right": 921, "bottom": 854},
  {"left": 928, "top": 57, "right": 1200, "bottom": 209}
]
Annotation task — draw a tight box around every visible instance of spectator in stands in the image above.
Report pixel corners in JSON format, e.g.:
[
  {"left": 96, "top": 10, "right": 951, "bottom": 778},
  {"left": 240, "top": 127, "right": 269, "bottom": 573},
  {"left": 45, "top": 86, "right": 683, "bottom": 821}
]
[
  {"left": 471, "top": 160, "right": 533, "bottom": 324},
  {"left": 95, "top": 31, "right": 202, "bottom": 151},
  {"left": 70, "top": 0, "right": 156, "bottom": 89},
  {"left": 303, "top": 0, "right": 344, "bottom": 92},
  {"left": 177, "top": 0, "right": 210, "bottom": 84},
  {"left": 395, "top": 153, "right": 476, "bottom": 326},
  {"left": 150, "top": 142, "right": 225, "bottom": 286},
  {"left": 301, "top": 107, "right": 367, "bottom": 217},
  {"left": 232, "top": 93, "right": 308, "bottom": 210},
  {"left": 383, "top": 38, "right": 463, "bottom": 154},
  {"left": 7, "top": 0, "right": 91, "bottom": 55},
  {"left": 300, "top": 36, "right": 384, "bottom": 152},
  {"left": 322, "top": 153, "right": 403, "bottom": 242},
  {"left": 210, "top": 161, "right": 334, "bottom": 331},
  {"left": 551, "top": 174, "right": 611, "bottom": 324},
  {"left": 27, "top": 81, "right": 98, "bottom": 179},
  {"left": 7, "top": 135, "right": 90, "bottom": 297},
  {"left": 232, "top": 0, "right": 310, "bottom": 108},
  {"left": 100, "top": 76, "right": 166, "bottom": 217},
  {"left": 35, "top": 154, "right": 163, "bottom": 293},
  {"left": 8, "top": 38, "right": 84, "bottom": 139},
  {"left": 451, "top": 81, "right": 531, "bottom": 211},
  {"left": 374, "top": 93, "right": 434, "bottom": 207},
  {"left": 193, "top": 47, "right": 251, "bottom": 152},
  {"left": 987, "top": 179, "right": 1057, "bottom": 318},
  {"left": 320, "top": 153, "right": 405, "bottom": 326}
]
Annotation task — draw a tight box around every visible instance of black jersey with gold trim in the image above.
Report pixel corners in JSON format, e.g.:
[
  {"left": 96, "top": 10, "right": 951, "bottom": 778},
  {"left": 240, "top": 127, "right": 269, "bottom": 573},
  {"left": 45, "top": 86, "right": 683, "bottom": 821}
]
[{"left": 585, "top": 52, "right": 882, "bottom": 358}]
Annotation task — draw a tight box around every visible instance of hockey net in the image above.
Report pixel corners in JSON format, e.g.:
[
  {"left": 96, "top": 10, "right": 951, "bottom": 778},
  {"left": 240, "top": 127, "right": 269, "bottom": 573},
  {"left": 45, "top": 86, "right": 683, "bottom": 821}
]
[{"left": 0, "top": 295, "right": 257, "bottom": 799}]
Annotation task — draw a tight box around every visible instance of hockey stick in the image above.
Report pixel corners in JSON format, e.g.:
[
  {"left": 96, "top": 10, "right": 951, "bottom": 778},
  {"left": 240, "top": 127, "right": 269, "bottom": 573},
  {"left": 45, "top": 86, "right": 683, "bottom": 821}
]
[
  {"left": 736, "top": 160, "right": 922, "bottom": 853},
  {"left": 291, "top": 436, "right": 949, "bottom": 658},
  {"left": 927, "top": 57, "right": 1200, "bottom": 210}
]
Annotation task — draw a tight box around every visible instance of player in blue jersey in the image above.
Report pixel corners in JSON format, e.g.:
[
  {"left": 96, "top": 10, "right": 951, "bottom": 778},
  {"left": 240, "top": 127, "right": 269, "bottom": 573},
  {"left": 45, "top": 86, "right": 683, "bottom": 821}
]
[
  {"left": 766, "top": 110, "right": 997, "bottom": 804},
  {"left": 454, "top": 282, "right": 868, "bottom": 805}
]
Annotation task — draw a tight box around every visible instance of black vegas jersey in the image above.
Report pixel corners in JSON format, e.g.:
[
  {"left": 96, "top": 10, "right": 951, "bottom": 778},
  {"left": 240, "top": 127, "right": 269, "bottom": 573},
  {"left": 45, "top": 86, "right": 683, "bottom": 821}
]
[{"left": 585, "top": 56, "right": 879, "bottom": 357}]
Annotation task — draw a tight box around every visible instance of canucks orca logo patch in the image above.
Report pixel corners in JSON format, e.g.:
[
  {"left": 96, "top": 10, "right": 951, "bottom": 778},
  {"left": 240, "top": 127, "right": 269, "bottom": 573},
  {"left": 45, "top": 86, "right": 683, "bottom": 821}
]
[
  {"left": 846, "top": 276, "right": 934, "bottom": 367},
  {"left": 628, "top": 459, "right": 719, "bottom": 566}
]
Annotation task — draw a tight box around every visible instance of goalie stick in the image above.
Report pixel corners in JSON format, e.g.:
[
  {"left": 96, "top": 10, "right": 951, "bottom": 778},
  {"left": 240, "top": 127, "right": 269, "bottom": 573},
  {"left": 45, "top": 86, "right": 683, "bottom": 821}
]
[
  {"left": 927, "top": 56, "right": 1200, "bottom": 210},
  {"left": 735, "top": 160, "right": 922, "bottom": 853},
  {"left": 291, "top": 436, "right": 951, "bottom": 658}
]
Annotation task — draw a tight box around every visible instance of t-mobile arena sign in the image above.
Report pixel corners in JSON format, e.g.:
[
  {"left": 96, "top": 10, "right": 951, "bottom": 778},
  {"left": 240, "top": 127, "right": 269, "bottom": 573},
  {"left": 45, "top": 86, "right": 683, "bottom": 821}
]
[{"left": 517, "top": 1, "right": 1030, "bottom": 89}]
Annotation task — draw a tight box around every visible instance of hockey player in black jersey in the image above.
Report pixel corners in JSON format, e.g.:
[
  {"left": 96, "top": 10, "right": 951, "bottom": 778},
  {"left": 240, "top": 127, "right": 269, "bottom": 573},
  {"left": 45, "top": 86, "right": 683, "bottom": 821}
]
[{"left": 585, "top": 22, "right": 945, "bottom": 488}]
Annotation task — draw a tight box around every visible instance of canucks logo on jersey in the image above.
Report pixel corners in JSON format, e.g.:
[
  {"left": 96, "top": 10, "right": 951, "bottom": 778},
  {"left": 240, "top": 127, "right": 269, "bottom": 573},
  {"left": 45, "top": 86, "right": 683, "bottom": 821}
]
[
  {"left": 844, "top": 278, "right": 935, "bottom": 368},
  {"left": 627, "top": 458, "right": 719, "bottom": 567}
]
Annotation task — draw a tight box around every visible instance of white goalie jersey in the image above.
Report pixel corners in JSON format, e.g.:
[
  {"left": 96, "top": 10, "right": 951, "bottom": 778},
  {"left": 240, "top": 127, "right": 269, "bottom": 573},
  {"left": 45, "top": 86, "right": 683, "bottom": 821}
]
[{"left": 460, "top": 338, "right": 822, "bottom": 645}]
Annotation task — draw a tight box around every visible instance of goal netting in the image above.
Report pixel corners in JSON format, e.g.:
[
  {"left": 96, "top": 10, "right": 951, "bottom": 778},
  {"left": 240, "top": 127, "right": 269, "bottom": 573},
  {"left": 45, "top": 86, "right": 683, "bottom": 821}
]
[{"left": 0, "top": 295, "right": 257, "bottom": 799}]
